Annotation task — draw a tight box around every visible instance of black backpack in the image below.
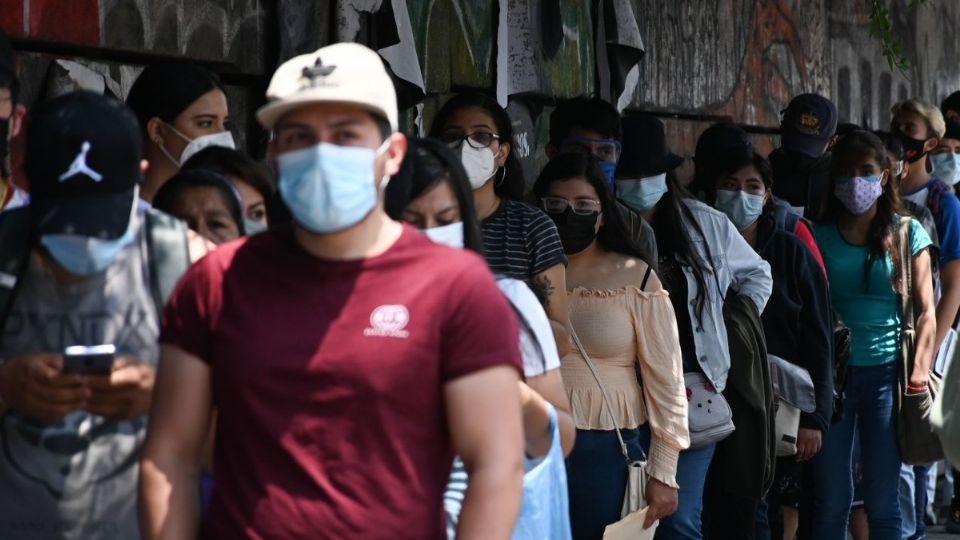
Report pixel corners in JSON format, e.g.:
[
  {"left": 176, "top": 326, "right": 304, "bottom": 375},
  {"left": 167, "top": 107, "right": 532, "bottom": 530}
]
[{"left": 0, "top": 206, "right": 191, "bottom": 333}]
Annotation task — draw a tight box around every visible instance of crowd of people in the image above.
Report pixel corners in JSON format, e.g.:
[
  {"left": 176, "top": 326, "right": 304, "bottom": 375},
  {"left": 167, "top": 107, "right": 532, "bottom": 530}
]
[{"left": 0, "top": 27, "right": 957, "bottom": 540}]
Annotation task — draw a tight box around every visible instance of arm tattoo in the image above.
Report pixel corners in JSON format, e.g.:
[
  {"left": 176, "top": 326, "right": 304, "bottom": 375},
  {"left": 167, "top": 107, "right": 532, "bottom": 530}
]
[{"left": 529, "top": 275, "right": 555, "bottom": 309}]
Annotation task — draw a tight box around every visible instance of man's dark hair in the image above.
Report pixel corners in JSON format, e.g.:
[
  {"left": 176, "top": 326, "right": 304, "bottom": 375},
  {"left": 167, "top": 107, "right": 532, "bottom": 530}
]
[{"left": 549, "top": 97, "right": 621, "bottom": 147}]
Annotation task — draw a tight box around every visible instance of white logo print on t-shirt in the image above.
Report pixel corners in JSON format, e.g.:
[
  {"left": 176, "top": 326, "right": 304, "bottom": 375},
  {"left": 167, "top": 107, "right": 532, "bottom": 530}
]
[{"left": 364, "top": 305, "right": 410, "bottom": 338}]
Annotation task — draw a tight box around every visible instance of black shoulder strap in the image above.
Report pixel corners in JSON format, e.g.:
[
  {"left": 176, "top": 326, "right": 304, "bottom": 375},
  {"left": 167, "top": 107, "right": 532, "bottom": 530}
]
[
  {"left": 640, "top": 265, "right": 653, "bottom": 291},
  {"left": 144, "top": 209, "right": 191, "bottom": 314},
  {"left": 0, "top": 207, "right": 35, "bottom": 337}
]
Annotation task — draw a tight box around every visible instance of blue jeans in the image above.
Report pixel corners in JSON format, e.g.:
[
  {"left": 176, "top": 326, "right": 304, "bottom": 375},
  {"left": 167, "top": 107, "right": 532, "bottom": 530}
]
[
  {"left": 657, "top": 442, "right": 715, "bottom": 540},
  {"left": 566, "top": 427, "right": 646, "bottom": 540},
  {"left": 566, "top": 426, "right": 714, "bottom": 540},
  {"left": 813, "top": 363, "right": 902, "bottom": 539}
]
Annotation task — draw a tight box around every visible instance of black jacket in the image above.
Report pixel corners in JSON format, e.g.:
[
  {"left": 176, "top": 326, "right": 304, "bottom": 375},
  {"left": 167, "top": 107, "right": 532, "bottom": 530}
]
[
  {"left": 756, "top": 212, "right": 834, "bottom": 432},
  {"left": 769, "top": 148, "right": 832, "bottom": 220}
]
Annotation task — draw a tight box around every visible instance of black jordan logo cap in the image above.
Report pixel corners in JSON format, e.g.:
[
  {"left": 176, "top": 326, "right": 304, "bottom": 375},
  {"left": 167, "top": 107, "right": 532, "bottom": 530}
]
[{"left": 28, "top": 91, "right": 143, "bottom": 239}]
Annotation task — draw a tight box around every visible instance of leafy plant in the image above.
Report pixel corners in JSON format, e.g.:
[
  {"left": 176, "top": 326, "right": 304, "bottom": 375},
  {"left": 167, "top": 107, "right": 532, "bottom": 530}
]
[{"left": 869, "top": 0, "right": 931, "bottom": 72}]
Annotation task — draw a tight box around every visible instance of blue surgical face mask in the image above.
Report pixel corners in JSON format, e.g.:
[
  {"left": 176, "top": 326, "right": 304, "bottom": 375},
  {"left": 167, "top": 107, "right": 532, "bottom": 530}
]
[
  {"left": 931, "top": 152, "right": 960, "bottom": 185},
  {"left": 278, "top": 141, "right": 389, "bottom": 234},
  {"left": 615, "top": 173, "right": 668, "bottom": 212},
  {"left": 599, "top": 160, "right": 618, "bottom": 192},
  {"left": 714, "top": 189, "right": 766, "bottom": 231},
  {"left": 40, "top": 202, "right": 139, "bottom": 276},
  {"left": 243, "top": 217, "right": 268, "bottom": 236}
]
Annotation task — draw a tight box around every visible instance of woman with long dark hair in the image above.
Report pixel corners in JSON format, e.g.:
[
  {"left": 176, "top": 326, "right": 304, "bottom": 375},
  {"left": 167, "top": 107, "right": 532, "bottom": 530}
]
[
  {"left": 812, "top": 131, "right": 936, "bottom": 539},
  {"left": 385, "top": 138, "right": 576, "bottom": 539},
  {"left": 703, "top": 150, "right": 833, "bottom": 540},
  {"left": 533, "top": 151, "right": 689, "bottom": 539},
  {"left": 429, "top": 93, "right": 569, "bottom": 332},
  {"left": 620, "top": 121, "right": 772, "bottom": 540},
  {"left": 127, "top": 62, "right": 234, "bottom": 202}
]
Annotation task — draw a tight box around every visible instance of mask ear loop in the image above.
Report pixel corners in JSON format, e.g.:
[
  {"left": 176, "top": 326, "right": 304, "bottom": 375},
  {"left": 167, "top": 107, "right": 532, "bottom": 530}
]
[{"left": 492, "top": 147, "right": 507, "bottom": 187}]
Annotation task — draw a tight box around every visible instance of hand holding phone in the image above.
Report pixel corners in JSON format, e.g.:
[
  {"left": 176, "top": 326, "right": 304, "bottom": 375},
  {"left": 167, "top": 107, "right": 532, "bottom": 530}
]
[{"left": 63, "top": 345, "right": 116, "bottom": 375}]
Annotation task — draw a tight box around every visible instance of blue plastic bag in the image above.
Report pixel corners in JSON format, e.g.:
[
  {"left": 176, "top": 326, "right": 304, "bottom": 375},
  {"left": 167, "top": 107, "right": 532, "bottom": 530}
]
[{"left": 512, "top": 403, "right": 572, "bottom": 540}]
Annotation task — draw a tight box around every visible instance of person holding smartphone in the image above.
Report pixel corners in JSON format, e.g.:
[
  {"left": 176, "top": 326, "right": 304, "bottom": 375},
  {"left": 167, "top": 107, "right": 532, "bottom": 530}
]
[{"left": 0, "top": 92, "right": 190, "bottom": 539}]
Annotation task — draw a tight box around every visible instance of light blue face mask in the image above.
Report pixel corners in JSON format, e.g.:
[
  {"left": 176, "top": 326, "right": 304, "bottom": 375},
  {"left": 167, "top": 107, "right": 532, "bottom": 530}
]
[
  {"left": 278, "top": 141, "right": 389, "bottom": 234},
  {"left": 615, "top": 173, "right": 667, "bottom": 212},
  {"left": 714, "top": 189, "right": 766, "bottom": 231},
  {"left": 243, "top": 217, "right": 268, "bottom": 236},
  {"left": 41, "top": 208, "right": 138, "bottom": 276},
  {"left": 931, "top": 152, "right": 960, "bottom": 185}
]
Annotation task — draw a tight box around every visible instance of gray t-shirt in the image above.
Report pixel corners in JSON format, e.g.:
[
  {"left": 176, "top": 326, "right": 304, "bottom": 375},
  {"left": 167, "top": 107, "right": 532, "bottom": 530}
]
[{"left": 0, "top": 212, "right": 159, "bottom": 539}]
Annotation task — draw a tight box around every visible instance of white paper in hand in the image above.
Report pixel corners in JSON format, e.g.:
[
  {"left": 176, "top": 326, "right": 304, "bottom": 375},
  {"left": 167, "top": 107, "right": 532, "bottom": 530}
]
[{"left": 602, "top": 507, "right": 658, "bottom": 540}]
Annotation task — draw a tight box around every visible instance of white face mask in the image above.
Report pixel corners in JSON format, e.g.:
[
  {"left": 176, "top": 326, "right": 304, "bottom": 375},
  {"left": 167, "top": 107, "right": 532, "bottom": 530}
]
[
  {"left": 423, "top": 221, "right": 464, "bottom": 249},
  {"left": 160, "top": 123, "right": 236, "bottom": 166},
  {"left": 460, "top": 145, "right": 498, "bottom": 189}
]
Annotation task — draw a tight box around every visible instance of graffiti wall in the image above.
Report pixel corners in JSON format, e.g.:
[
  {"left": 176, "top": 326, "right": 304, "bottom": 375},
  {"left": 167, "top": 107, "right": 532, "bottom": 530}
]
[
  {"left": 1, "top": 0, "right": 959, "bottom": 185},
  {"left": 0, "top": 0, "right": 269, "bottom": 159}
]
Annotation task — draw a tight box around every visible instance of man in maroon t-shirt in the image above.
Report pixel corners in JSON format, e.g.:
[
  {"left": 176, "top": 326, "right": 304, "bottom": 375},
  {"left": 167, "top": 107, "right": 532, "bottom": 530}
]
[{"left": 139, "top": 43, "right": 525, "bottom": 540}]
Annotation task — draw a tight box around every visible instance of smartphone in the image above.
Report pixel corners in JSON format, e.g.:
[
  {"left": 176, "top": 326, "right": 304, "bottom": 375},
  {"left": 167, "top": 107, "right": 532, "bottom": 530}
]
[{"left": 63, "top": 344, "right": 116, "bottom": 375}]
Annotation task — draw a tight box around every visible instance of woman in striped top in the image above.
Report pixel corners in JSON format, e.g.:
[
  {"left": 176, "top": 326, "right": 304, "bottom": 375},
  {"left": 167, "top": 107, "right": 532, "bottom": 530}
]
[{"left": 430, "top": 94, "right": 570, "bottom": 336}]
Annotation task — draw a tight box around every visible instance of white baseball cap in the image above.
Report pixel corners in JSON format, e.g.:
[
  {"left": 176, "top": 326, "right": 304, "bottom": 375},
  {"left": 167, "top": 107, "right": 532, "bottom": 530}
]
[{"left": 257, "top": 42, "right": 398, "bottom": 132}]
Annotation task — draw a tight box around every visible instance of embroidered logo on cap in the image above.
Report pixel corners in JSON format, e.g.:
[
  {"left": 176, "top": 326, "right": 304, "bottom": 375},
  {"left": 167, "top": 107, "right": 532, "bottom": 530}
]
[
  {"left": 58, "top": 141, "right": 103, "bottom": 183},
  {"left": 797, "top": 113, "right": 821, "bottom": 135},
  {"left": 301, "top": 58, "right": 337, "bottom": 89},
  {"left": 364, "top": 305, "right": 410, "bottom": 338}
]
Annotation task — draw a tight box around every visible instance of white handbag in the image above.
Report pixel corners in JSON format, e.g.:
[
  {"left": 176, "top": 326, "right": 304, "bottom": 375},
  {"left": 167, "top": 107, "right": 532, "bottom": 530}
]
[
  {"left": 768, "top": 354, "right": 816, "bottom": 457},
  {"left": 570, "top": 327, "right": 656, "bottom": 537}
]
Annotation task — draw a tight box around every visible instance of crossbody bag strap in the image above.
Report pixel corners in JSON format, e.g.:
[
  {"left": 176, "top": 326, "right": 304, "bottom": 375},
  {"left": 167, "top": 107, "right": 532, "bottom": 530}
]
[
  {"left": 899, "top": 216, "right": 915, "bottom": 380},
  {"left": 570, "top": 326, "right": 640, "bottom": 465},
  {"left": 899, "top": 216, "right": 914, "bottom": 331}
]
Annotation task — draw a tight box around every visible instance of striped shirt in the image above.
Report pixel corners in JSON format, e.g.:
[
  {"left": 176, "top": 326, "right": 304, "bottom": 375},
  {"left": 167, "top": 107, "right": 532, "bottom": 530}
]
[{"left": 481, "top": 199, "right": 567, "bottom": 279}]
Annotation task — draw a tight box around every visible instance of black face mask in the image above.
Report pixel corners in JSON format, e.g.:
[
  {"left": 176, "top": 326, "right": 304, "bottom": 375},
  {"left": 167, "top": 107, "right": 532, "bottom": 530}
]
[
  {"left": 896, "top": 129, "right": 930, "bottom": 164},
  {"left": 548, "top": 207, "right": 599, "bottom": 255}
]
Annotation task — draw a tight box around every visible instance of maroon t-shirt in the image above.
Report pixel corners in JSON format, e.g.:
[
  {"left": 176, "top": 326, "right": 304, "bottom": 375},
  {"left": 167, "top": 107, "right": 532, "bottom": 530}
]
[{"left": 161, "top": 225, "right": 521, "bottom": 539}]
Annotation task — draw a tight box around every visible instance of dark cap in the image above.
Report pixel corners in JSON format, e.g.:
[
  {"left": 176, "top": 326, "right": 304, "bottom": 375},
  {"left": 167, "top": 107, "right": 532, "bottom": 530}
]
[
  {"left": 0, "top": 29, "right": 16, "bottom": 89},
  {"left": 617, "top": 114, "right": 683, "bottom": 177},
  {"left": 780, "top": 93, "right": 838, "bottom": 158},
  {"left": 694, "top": 123, "right": 753, "bottom": 166},
  {"left": 27, "top": 91, "right": 143, "bottom": 239}
]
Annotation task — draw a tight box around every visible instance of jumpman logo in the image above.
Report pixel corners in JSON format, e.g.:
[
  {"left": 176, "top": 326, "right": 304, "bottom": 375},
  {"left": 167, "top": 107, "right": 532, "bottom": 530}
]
[{"left": 58, "top": 141, "right": 103, "bottom": 183}]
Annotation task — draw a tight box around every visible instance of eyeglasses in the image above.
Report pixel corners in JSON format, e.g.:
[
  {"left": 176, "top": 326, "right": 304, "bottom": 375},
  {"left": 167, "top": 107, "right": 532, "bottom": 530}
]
[
  {"left": 560, "top": 134, "right": 622, "bottom": 163},
  {"left": 440, "top": 131, "right": 501, "bottom": 149},
  {"left": 541, "top": 197, "right": 602, "bottom": 215}
]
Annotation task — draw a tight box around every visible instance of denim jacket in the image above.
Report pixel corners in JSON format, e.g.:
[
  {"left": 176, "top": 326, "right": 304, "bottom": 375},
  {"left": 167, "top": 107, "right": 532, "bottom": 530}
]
[{"left": 679, "top": 199, "right": 773, "bottom": 391}]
